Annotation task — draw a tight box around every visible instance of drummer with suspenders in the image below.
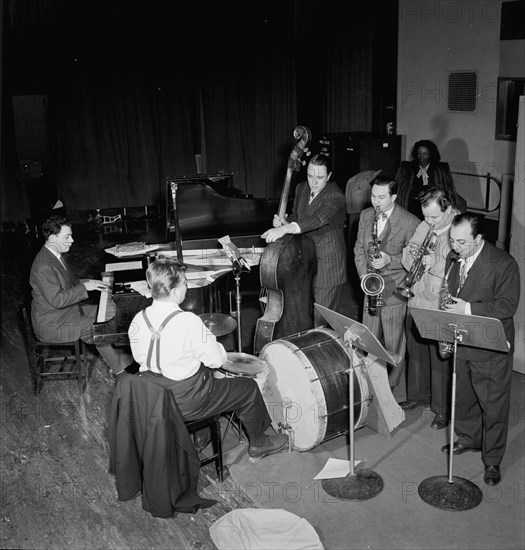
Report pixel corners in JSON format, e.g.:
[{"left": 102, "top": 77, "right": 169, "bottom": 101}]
[{"left": 127, "top": 256, "right": 288, "bottom": 460}]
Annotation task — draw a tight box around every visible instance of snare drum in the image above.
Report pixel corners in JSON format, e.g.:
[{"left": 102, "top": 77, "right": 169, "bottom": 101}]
[
  {"left": 259, "top": 327, "right": 370, "bottom": 451},
  {"left": 214, "top": 352, "right": 269, "bottom": 394}
]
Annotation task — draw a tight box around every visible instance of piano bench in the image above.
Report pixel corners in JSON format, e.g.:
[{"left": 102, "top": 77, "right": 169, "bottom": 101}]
[
  {"left": 21, "top": 307, "right": 88, "bottom": 396},
  {"left": 186, "top": 414, "right": 227, "bottom": 482}
]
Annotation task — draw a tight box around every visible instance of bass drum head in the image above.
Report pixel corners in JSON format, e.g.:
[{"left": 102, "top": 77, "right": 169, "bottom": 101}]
[
  {"left": 260, "top": 327, "right": 370, "bottom": 452},
  {"left": 260, "top": 338, "right": 326, "bottom": 451}
]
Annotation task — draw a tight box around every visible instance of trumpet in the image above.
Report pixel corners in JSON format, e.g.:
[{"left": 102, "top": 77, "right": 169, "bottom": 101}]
[
  {"left": 438, "top": 252, "right": 459, "bottom": 358},
  {"left": 361, "top": 207, "right": 385, "bottom": 316},
  {"left": 397, "top": 225, "right": 438, "bottom": 298}
]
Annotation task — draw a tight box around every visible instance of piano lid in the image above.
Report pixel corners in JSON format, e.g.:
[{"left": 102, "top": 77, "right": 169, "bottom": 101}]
[{"left": 165, "top": 174, "right": 279, "bottom": 244}]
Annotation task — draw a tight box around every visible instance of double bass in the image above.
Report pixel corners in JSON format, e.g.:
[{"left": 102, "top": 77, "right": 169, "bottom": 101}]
[{"left": 253, "top": 126, "right": 317, "bottom": 355}]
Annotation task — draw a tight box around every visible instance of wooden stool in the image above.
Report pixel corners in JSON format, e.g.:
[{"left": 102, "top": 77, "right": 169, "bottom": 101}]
[
  {"left": 186, "top": 414, "right": 227, "bottom": 482},
  {"left": 21, "top": 307, "right": 87, "bottom": 395}
]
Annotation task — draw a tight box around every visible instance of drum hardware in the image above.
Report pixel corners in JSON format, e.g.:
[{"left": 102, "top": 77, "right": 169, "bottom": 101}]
[
  {"left": 279, "top": 398, "right": 294, "bottom": 453},
  {"left": 310, "top": 369, "right": 351, "bottom": 382},
  {"left": 291, "top": 340, "right": 331, "bottom": 354}
]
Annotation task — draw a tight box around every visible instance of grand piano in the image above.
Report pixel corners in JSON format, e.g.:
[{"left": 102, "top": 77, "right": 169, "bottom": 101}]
[{"left": 93, "top": 174, "right": 280, "bottom": 345}]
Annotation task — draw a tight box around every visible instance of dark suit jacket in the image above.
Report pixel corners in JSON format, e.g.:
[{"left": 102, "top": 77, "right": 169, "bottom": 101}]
[
  {"left": 288, "top": 181, "right": 347, "bottom": 288},
  {"left": 29, "top": 245, "right": 89, "bottom": 342},
  {"left": 109, "top": 373, "right": 206, "bottom": 518},
  {"left": 354, "top": 203, "right": 419, "bottom": 306},
  {"left": 445, "top": 241, "right": 520, "bottom": 362}
]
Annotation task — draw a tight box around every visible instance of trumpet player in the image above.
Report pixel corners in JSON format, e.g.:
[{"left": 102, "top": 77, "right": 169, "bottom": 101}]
[
  {"left": 354, "top": 175, "right": 419, "bottom": 390},
  {"left": 399, "top": 188, "right": 459, "bottom": 429}
]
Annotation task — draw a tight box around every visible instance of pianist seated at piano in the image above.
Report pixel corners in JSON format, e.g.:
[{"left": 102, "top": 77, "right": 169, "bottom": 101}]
[
  {"left": 29, "top": 215, "right": 139, "bottom": 377},
  {"left": 127, "top": 256, "right": 289, "bottom": 460}
]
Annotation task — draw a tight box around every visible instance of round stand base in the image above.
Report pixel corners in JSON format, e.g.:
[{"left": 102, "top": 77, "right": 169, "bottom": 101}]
[
  {"left": 322, "top": 469, "right": 383, "bottom": 501},
  {"left": 418, "top": 475, "right": 482, "bottom": 511}
]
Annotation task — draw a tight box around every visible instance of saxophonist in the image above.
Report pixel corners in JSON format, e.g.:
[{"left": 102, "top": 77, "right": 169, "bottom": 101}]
[
  {"left": 354, "top": 175, "right": 419, "bottom": 390},
  {"left": 399, "top": 188, "right": 459, "bottom": 429}
]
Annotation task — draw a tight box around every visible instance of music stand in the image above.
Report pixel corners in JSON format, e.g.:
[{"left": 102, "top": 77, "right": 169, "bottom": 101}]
[
  {"left": 410, "top": 306, "right": 509, "bottom": 511},
  {"left": 218, "top": 236, "right": 251, "bottom": 352},
  {"left": 315, "top": 304, "right": 399, "bottom": 501}
]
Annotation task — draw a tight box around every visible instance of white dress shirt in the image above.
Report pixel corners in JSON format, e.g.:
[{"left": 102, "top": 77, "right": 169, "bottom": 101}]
[
  {"left": 459, "top": 241, "right": 484, "bottom": 315},
  {"left": 129, "top": 300, "right": 227, "bottom": 381},
  {"left": 377, "top": 207, "right": 393, "bottom": 236},
  {"left": 45, "top": 245, "right": 66, "bottom": 269}
]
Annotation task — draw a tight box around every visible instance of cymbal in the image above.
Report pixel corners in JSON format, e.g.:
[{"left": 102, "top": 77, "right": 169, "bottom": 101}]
[{"left": 198, "top": 313, "right": 237, "bottom": 337}]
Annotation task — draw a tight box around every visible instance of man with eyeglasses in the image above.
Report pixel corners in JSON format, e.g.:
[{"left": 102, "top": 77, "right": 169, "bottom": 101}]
[
  {"left": 399, "top": 188, "right": 460, "bottom": 430},
  {"left": 439, "top": 212, "right": 520, "bottom": 486}
]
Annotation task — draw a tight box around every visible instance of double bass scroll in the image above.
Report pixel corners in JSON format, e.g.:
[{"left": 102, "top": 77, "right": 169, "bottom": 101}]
[{"left": 254, "top": 126, "right": 317, "bottom": 355}]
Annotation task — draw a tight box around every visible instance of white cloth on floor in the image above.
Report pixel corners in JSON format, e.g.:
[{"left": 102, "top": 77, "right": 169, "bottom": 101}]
[{"left": 209, "top": 508, "right": 324, "bottom": 550}]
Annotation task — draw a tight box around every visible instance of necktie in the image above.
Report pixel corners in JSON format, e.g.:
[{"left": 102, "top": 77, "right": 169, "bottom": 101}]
[
  {"left": 377, "top": 212, "right": 388, "bottom": 235},
  {"left": 457, "top": 262, "right": 467, "bottom": 294},
  {"left": 57, "top": 254, "right": 67, "bottom": 270},
  {"left": 309, "top": 192, "right": 315, "bottom": 204}
]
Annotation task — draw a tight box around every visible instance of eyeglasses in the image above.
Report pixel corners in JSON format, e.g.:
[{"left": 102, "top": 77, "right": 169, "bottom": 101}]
[{"left": 448, "top": 238, "right": 477, "bottom": 246}]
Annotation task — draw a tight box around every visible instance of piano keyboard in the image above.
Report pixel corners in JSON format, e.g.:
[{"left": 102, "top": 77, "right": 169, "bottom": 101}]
[{"left": 96, "top": 273, "right": 114, "bottom": 323}]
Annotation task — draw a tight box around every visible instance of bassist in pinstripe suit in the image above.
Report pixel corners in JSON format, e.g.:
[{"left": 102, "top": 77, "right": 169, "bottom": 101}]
[{"left": 262, "top": 154, "right": 347, "bottom": 327}]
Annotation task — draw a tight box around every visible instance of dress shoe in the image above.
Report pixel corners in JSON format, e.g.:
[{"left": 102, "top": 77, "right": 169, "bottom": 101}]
[
  {"left": 248, "top": 434, "right": 289, "bottom": 459},
  {"left": 398, "top": 399, "right": 425, "bottom": 411},
  {"left": 483, "top": 465, "right": 501, "bottom": 486},
  {"left": 193, "top": 429, "right": 212, "bottom": 453},
  {"left": 441, "top": 441, "right": 481, "bottom": 455},
  {"left": 430, "top": 414, "right": 449, "bottom": 430}
]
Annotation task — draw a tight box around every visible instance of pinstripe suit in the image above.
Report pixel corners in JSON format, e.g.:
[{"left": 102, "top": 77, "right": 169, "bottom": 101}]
[
  {"left": 287, "top": 181, "right": 347, "bottom": 326},
  {"left": 445, "top": 241, "right": 520, "bottom": 465},
  {"left": 354, "top": 203, "right": 419, "bottom": 387}
]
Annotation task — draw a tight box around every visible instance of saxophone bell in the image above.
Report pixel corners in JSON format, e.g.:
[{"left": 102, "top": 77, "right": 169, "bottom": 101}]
[
  {"left": 362, "top": 206, "right": 385, "bottom": 316},
  {"left": 361, "top": 273, "right": 385, "bottom": 317}
]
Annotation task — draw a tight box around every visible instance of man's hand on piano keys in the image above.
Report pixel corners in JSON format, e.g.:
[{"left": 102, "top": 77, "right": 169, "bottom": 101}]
[{"left": 83, "top": 279, "right": 111, "bottom": 292}]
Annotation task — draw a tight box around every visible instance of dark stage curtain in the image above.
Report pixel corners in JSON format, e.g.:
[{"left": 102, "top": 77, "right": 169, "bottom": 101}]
[
  {"left": 322, "top": 8, "right": 374, "bottom": 133},
  {"left": 49, "top": 74, "right": 198, "bottom": 210},
  {"left": 201, "top": 55, "right": 298, "bottom": 199},
  {"left": 1, "top": 0, "right": 380, "bottom": 218},
  {"left": 1, "top": 96, "right": 31, "bottom": 223}
]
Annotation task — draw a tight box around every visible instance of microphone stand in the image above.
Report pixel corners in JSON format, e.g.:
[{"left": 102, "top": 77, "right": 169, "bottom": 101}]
[{"left": 231, "top": 260, "right": 244, "bottom": 352}]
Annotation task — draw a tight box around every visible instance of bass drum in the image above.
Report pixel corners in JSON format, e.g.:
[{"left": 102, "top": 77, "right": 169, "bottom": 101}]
[{"left": 259, "top": 327, "right": 369, "bottom": 451}]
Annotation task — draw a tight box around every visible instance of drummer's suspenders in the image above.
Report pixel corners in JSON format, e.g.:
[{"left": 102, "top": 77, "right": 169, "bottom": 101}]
[{"left": 141, "top": 309, "right": 182, "bottom": 375}]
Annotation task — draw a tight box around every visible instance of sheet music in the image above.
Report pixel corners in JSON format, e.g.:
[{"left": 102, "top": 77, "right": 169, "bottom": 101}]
[
  {"left": 104, "top": 243, "right": 161, "bottom": 257},
  {"left": 105, "top": 260, "right": 143, "bottom": 272}
]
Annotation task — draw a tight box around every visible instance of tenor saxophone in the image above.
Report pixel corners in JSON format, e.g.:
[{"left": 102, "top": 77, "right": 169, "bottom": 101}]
[
  {"left": 361, "top": 207, "right": 385, "bottom": 316},
  {"left": 438, "top": 252, "right": 459, "bottom": 358}
]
